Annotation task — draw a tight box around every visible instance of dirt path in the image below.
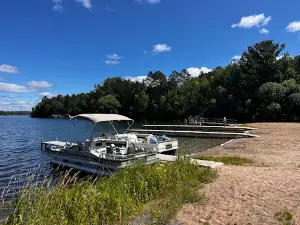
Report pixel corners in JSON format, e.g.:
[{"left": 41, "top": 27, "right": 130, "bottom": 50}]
[{"left": 176, "top": 123, "right": 300, "bottom": 224}]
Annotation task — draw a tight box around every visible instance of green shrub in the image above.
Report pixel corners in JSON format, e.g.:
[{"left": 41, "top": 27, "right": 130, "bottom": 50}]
[{"left": 275, "top": 211, "right": 294, "bottom": 225}]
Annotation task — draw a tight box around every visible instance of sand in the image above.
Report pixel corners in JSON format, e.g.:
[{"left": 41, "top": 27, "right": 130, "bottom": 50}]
[{"left": 176, "top": 123, "right": 300, "bottom": 225}]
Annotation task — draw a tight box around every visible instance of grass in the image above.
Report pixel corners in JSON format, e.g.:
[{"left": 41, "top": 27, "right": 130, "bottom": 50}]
[
  {"left": 192, "top": 155, "right": 253, "bottom": 165},
  {"left": 2, "top": 160, "right": 217, "bottom": 225},
  {"left": 275, "top": 211, "right": 294, "bottom": 225}
]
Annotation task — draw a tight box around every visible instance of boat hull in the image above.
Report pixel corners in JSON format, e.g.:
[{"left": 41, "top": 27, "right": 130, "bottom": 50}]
[{"left": 47, "top": 150, "right": 159, "bottom": 175}]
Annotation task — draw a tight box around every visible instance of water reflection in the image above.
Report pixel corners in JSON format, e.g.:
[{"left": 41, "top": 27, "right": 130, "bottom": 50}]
[{"left": 177, "top": 137, "right": 227, "bottom": 155}]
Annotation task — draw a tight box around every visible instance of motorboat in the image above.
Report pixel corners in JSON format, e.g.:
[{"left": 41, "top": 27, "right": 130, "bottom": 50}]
[{"left": 41, "top": 114, "right": 179, "bottom": 175}]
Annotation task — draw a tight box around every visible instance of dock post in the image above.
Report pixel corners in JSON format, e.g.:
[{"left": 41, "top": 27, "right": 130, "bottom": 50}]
[{"left": 41, "top": 139, "right": 43, "bottom": 150}]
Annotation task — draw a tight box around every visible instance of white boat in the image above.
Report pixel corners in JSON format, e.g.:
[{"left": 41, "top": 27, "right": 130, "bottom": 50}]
[{"left": 41, "top": 114, "right": 179, "bottom": 175}]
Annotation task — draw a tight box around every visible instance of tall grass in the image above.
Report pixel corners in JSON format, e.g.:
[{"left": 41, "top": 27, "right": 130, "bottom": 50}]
[{"left": 3, "top": 160, "right": 217, "bottom": 225}]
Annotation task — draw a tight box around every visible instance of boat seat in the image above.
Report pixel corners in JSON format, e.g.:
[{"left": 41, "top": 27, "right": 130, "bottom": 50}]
[
  {"left": 106, "top": 140, "right": 127, "bottom": 145},
  {"left": 90, "top": 139, "right": 105, "bottom": 150},
  {"left": 127, "top": 142, "right": 136, "bottom": 155},
  {"left": 106, "top": 146, "right": 114, "bottom": 154},
  {"left": 82, "top": 140, "right": 90, "bottom": 151}
]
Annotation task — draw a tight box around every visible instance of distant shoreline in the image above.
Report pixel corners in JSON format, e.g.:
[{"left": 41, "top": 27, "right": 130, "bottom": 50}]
[
  {"left": 0, "top": 111, "right": 31, "bottom": 116},
  {"left": 0, "top": 115, "right": 30, "bottom": 116}
]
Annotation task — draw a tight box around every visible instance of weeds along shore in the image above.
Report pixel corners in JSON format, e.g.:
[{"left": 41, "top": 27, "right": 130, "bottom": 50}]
[{"left": 2, "top": 159, "right": 217, "bottom": 225}]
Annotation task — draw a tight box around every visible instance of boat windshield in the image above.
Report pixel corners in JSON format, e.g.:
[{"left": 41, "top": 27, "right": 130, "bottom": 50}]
[
  {"left": 92, "top": 120, "right": 132, "bottom": 138},
  {"left": 70, "top": 114, "right": 134, "bottom": 140}
]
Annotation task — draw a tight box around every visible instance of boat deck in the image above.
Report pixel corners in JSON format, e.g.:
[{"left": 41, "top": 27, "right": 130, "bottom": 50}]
[{"left": 42, "top": 141, "right": 74, "bottom": 146}]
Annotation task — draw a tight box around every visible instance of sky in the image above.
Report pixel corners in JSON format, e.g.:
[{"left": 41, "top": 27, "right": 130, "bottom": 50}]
[{"left": 1, "top": 0, "right": 300, "bottom": 111}]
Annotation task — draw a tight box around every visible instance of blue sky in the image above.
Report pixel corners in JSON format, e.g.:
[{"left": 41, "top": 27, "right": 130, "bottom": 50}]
[{"left": 1, "top": 0, "right": 300, "bottom": 110}]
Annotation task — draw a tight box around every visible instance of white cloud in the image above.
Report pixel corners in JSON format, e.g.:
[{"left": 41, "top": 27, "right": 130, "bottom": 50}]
[
  {"left": 146, "top": 0, "right": 160, "bottom": 3},
  {"left": 286, "top": 21, "right": 300, "bottom": 32},
  {"left": 276, "top": 55, "right": 293, "bottom": 60},
  {"left": 17, "top": 101, "right": 34, "bottom": 108},
  {"left": 0, "top": 100, "right": 10, "bottom": 105},
  {"left": 231, "top": 55, "right": 242, "bottom": 64},
  {"left": 0, "top": 100, "right": 35, "bottom": 111},
  {"left": 107, "top": 54, "right": 123, "bottom": 60},
  {"left": 105, "top": 6, "right": 116, "bottom": 12},
  {"left": 152, "top": 44, "right": 172, "bottom": 54},
  {"left": 231, "top": 14, "right": 271, "bottom": 29},
  {"left": 276, "top": 55, "right": 284, "bottom": 60},
  {"left": 0, "top": 83, "right": 36, "bottom": 93},
  {"left": 259, "top": 28, "right": 269, "bottom": 34},
  {"left": 53, "top": 4, "right": 64, "bottom": 12},
  {"left": 52, "top": 0, "right": 92, "bottom": 12},
  {"left": 39, "top": 92, "right": 57, "bottom": 98},
  {"left": 28, "top": 81, "right": 53, "bottom": 88},
  {"left": 0, "top": 94, "right": 18, "bottom": 98},
  {"left": 52, "top": 0, "right": 64, "bottom": 12},
  {"left": 0, "top": 64, "right": 19, "bottom": 74},
  {"left": 187, "top": 67, "right": 212, "bottom": 77},
  {"left": 232, "top": 55, "right": 241, "bottom": 61},
  {"left": 105, "top": 60, "right": 120, "bottom": 65},
  {"left": 105, "top": 54, "right": 123, "bottom": 65},
  {"left": 135, "top": 0, "right": 160, "bottom": 4},
  {"left": 75, "top": 0, "right": 92, "bottom": 10},
  {"left": 124, "top": 76, "right": 147, "bottom": 83}
]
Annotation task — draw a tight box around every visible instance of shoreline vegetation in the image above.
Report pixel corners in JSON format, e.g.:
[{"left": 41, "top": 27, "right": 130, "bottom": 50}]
[
  {"left": 0, "top": 111, "right": 30, "bottom": 116},
  {"left": 2, "top": 160, "right": 217, "bottom": 225},
  {"left": 31, "top": 40, "right": 300, "bottom": 122}
]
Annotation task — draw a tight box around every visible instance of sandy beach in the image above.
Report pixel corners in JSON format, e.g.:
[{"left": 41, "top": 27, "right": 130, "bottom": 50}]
[{"left": 176, "top": 123, "right": 300, "bottom": 224}]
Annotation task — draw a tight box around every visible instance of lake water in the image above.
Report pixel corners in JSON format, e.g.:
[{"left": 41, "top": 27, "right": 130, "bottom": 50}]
[{"left": 0, "top": 116, "right": 227, "bottom": 201}]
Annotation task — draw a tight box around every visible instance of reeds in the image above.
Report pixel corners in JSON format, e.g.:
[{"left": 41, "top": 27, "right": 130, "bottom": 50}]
[{"left": 1, "top": 160, "right": 217, "bottom": 225}]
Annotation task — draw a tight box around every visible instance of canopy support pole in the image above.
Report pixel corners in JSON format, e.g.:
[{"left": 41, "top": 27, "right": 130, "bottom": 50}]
[
  {"left": 110, "top": 121, "right": 118, "bottom": 135},
  {"left": 124, "top": 120, "right": 135, "bottom": 134}
]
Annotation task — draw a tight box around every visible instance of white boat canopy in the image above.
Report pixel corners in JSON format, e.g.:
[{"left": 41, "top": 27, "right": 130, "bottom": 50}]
[{"left": 72, "top": 114, "right": 133, "bottom": 123}]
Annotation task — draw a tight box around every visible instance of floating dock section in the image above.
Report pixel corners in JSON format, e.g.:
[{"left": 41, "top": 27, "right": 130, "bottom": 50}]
[
  {"left": 141, "top": 125, "right": 257, "bottom": 133},
  {"left": 129, "top": 129, "right": 258, "bottom": 139},
  {"left": 157, "top": 154, "right": 223, "bottom": 169}
]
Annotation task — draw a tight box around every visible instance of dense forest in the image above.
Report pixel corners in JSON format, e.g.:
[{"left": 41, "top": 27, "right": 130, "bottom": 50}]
[
  {"left": 0, "top": 111, "right": 31, "bottom": 116},
  {"left": 31, "top": 40, "right": 300, "bottom": 122}
]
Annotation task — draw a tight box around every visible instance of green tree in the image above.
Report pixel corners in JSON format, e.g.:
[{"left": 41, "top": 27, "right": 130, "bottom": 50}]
[
  {"left": 98, "top": 95, "right": 121, "bottom": 114},
  {"left": 31, "top": 40, "right": 300, "bottom": 122}
]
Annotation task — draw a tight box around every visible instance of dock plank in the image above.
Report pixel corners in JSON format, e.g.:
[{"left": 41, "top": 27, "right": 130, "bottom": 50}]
[
  {"left": 157, "top": 154, "right": 223, "bottom": 169},
  {"left": 142, "top": 124, "right": 257, "bottom": 132},
  {"left": 130, "top": 129, "right": 259, "bottom": 139}
]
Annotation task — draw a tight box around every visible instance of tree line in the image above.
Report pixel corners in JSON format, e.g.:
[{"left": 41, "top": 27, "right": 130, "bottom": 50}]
[
  {"left": 31, "top": 40, "right": 300, "bottom": 122},
  {"left": 0, "top": 111, "right": 31, "bottom": 116}
]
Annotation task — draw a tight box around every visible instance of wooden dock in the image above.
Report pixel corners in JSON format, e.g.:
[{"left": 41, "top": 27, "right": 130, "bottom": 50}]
[
  {"left": 129, "top": 129, "right": 258, "bottom": 139},
  {"left": 157, "top": 154, "right": 223, "bottom": 169},
  {"left": 142, "top": 125, "right": 257, "bottom": 133}
]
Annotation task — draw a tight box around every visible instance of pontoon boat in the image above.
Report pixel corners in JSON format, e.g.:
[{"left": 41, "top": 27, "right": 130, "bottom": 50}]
[{"left": 41, "top": 114, "right": 178, "bottom": 175}]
